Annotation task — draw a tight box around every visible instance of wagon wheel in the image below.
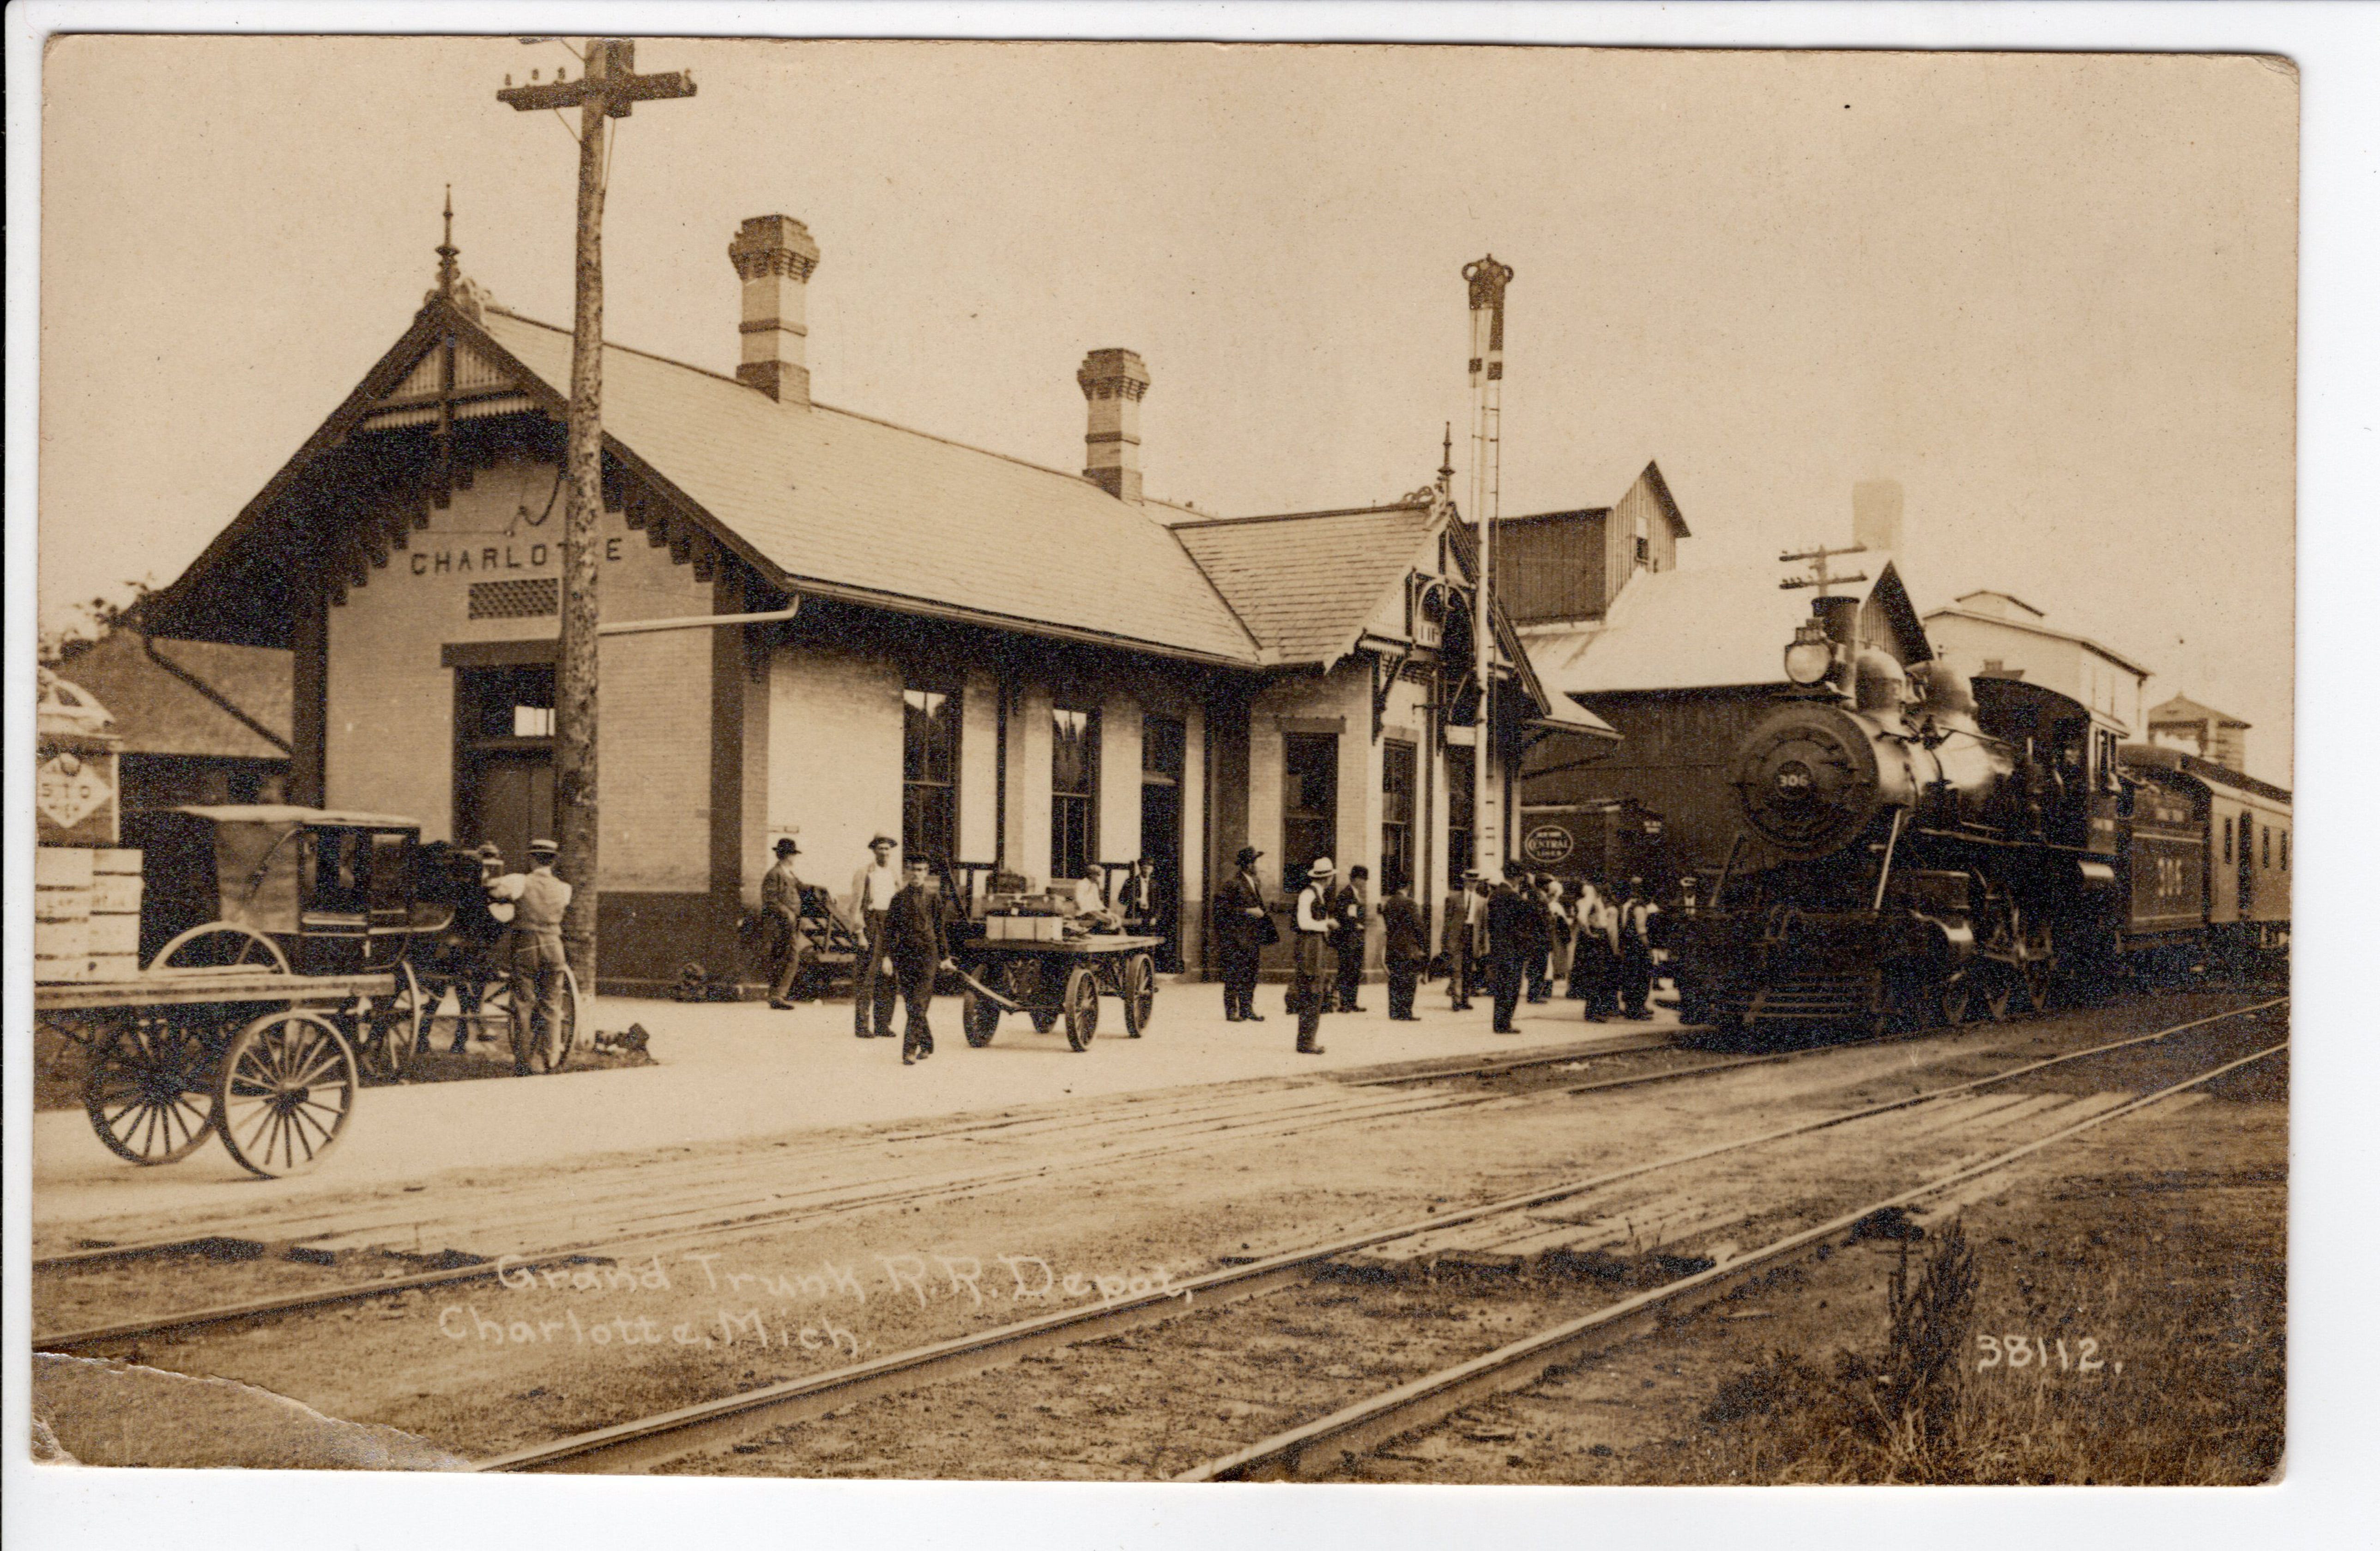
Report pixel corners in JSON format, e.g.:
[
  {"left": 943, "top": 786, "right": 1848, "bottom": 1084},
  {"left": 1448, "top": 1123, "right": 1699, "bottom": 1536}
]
[
  {"left": 1062, "top": 965, "right": 1100, "bottom": 1052},
  {"left": 148, "top": 922, "right": 290, "bottom": 976},
  {"left": 213, "top": 1010, "right": 359, "bottom": 1178},
  {"left": 83, "top": 1012, "right": 219, "bottom": 1165},
  {"left": 961, "top": 961, "right": 1009, "bottom": 1061},
  {"left": 550, "top": 966, "right": 581, "bottom": 1071},
  {"left": 357, "top": 960, "right": 423, "bottom": 1080},
  {"left": 508, "top": 966, "right": 581, "bottom": 1075},
  {"left": 1119, "top": 952, "right": 1157, "bottom": 1038}
]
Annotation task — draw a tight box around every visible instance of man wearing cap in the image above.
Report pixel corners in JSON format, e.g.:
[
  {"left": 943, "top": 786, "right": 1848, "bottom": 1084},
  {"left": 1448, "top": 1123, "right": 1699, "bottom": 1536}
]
[
  {"left": 1329, "top": 863, "right": 1370, "bottom": 1013},
  {"left": 761, "top": 837, "right": 808, "bottom": 1009},
  {"left": 850, "top": 835, "right": 902, "bottom": 1038},
  {"left": 1213, "top": 846, "right": 1273, "bottom": 1022},
  {"left": 1290, "top": 857, "right": 1337, "bottom": 1054},
  {"left": 883, "top": 855, "right": 957, "bottom": 1066},
  {"left": 486, "top": 839, "right": 573, "bottom": 1075}
]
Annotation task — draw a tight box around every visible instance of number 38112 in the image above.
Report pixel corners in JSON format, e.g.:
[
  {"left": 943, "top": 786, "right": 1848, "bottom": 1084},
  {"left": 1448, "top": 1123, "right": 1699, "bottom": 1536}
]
[{"left": 1977, "top": 1334, "right": 2119, "bottom": 1375}]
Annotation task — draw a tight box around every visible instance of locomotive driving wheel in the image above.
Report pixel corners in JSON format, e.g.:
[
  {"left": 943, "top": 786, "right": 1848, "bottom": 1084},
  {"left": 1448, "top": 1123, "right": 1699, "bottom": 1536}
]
[{"left": 1937, "top": 973, "right": 1977, "bottom": 1027}]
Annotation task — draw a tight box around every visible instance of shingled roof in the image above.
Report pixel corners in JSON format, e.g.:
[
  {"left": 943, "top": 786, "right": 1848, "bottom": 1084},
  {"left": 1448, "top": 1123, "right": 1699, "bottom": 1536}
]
[
  {"left": 50, "top": 630, "right": 291, "bottom": 761},
  {"left": 476, "top": 308, "right": 1260, "bottom": 666},
  {"left": 1170, "top": 502, "right": 1438, "bottom": 668}
]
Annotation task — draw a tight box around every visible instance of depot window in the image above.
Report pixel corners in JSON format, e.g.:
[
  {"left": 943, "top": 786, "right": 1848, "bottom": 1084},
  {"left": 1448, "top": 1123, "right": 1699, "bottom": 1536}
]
[
  {"left": 1282, "top": 732, "right": 1338, "bottom": 878},
  {"left": 2281, "top": 828, "right": 2289, "bottom": 873},
  {"left": 1051, "top": 703, "right": 1100, "bottom": 882},
  {"left": 903, "top": 682, "right": 961, "bottom": 870},
  {"left": 1447, "top": 754, "right": 1476, "bottom": 882},
  {"left": 1381, "top": 740, "right": 1416, "bottom": 897},
  {"left": 2223, "top": 816, "right": 2233, "bottom": 863}
]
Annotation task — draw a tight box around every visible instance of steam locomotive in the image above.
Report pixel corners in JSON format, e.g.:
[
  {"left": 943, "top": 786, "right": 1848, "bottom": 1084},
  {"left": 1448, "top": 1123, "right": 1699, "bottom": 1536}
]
[{"left": 1667, "top": 595, "right": 2287, "bottom": 1035}]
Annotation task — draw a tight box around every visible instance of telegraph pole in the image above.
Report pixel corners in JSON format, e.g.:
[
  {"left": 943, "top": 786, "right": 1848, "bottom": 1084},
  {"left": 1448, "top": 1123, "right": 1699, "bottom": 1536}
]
[
  {"left": 498, "top": 40, "right": 695, "bottom": 987},
  {"left": 1463, "top": 256, "right": 1513, "bottom": 875}
]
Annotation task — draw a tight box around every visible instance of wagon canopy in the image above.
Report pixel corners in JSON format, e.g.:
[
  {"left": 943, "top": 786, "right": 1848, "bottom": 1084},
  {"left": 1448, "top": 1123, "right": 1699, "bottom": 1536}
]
[{"left": 144, "top": 804, "right": 422, "bottom": 938}]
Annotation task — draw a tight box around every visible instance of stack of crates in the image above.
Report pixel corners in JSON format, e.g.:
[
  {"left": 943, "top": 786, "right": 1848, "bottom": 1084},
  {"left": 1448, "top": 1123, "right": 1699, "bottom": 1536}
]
[{"left": 35, "top": 846, "right": 143, "bottom": 982}]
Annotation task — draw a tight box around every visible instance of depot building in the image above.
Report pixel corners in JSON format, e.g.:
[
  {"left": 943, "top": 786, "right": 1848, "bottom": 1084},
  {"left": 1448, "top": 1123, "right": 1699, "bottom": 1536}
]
[{"left": 145, "top": 214, "right": 1612, "bottom": 994}]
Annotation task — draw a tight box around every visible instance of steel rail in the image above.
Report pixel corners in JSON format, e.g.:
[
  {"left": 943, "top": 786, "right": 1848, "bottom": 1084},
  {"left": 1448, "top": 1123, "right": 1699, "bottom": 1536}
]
[
  {"left": 466, "top": 996, "right": 2283, "bottom": 1474},
  {"left": 34, "top": 995, "right": 2278, "bottom": 1354},
  {"left": 1180, "top": 1038, "right": 2288, "bottom": 1481}
]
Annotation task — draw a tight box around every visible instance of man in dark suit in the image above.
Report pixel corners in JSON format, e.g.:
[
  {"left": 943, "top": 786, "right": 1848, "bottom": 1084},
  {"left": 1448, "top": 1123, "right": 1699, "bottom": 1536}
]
[
  {"left": 884, "top": 856, "right": 955, "bottom": 1065},
  {"left": 1618, "top": 875, "right": 1661, "bottom": 1020},
  {"left": 1330, "top": 863, "right": 1370, "bottom": 1013},
  {"left": 1486, "top": 863, "right": 1545, "bottom": 1035},
  {"left": 1380, "top": 883, "right": 1429, "bottom": 1021},
  {"left": 1213, "top": 846, "right": 1272, "bottom": 1022}
]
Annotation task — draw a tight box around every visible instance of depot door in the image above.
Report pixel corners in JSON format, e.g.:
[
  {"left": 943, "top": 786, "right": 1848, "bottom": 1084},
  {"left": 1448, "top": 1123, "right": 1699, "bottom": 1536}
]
[
  {"left": 1141, "top": 716, "right": 1185, "bottom": 970},
  {"left": 455, "top": 665, "right": 556, "bottom": 867}
]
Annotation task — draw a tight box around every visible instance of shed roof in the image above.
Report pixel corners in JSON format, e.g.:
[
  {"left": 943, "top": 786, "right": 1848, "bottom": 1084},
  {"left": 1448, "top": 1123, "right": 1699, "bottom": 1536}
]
[
  {"left": 2147, "top": 693, "right": 2250, "bottom": 730},
  {"left": 1534, "top": 560, "right": 1931, "bottom": 697},
  {"left": 50, "top": 631, "right": 292, "bottom": 761}
]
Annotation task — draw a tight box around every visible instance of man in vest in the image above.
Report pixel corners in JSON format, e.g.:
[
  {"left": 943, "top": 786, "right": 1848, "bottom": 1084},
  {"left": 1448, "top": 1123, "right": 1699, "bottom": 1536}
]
[
  {"left": 762, "top": 837, "right": 807, "bottom": 1009},
  {"left": 1291, "top": 857, "right": 1337, "bottom": 1054},
  {"left": 486, "top": 838, "right": 572, "bottom": 1076},
  {"left": 850, "top": 834, "right": 902, "bottom": 1038}
]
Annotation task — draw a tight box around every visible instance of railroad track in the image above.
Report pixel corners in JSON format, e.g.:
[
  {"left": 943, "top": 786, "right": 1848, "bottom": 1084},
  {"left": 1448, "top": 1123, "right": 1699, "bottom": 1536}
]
[
  {"left": 464, "top": 995, "right": 2283, "bottom": 1474},
  {"left": 1182, "top": 1039, "right": 2287, "bottom": 1480},
  {"left": 26, "top": 1007, "right": 2027, "bottom": 1348}
]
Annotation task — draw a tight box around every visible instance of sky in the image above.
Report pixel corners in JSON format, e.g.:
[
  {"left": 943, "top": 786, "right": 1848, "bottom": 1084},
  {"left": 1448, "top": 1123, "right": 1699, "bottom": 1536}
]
[{"left": 39, "top": 38, "right": 2297, "bottom": 780}]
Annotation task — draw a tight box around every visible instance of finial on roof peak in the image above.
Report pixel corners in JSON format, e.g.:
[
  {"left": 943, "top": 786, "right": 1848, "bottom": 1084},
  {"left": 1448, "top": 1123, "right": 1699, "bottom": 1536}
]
[{"left": 426, "top": 187, "right": 490, "bottom": 322}]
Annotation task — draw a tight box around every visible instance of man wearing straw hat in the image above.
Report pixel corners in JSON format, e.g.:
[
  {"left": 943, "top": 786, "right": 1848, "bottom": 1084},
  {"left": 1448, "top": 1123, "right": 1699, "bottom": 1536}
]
[{"left": 486, "top": 838, "right": 572, "bottom": 1075}]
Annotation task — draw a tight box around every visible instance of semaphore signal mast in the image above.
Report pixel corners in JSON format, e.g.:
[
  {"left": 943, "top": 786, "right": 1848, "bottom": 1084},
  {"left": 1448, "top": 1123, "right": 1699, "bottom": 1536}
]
[{"left": 1463, "top": 255, "right": 1514, "bottom": 873}]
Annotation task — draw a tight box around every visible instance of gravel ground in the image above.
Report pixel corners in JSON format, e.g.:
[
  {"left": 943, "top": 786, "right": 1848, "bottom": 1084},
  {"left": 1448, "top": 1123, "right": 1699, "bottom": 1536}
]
[{"left": 34, "top": 989, "right": 2282, "bottom": 1480}]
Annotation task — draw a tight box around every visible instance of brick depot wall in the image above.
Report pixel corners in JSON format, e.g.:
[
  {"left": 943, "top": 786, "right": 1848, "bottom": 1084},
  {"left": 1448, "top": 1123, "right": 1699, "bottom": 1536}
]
[
  {"left": 959, "top": 667, "right": 1002, "bottom": 868},
  {"left": 768, "top": 645, "right": 903, "bottom": 908},
  {"left": 323, "top": 449, "right": 711, "bottom": 888},
  {"left": 1097, "top": 689, "right": 1144, "bottom": 872}
]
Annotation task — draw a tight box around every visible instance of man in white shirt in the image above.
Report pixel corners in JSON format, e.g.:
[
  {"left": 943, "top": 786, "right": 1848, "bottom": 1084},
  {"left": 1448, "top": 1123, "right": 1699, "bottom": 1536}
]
[
  {"left": 485, "top": 838, "right": 573, "bottom": 1075},
  {"left": 1291, "top": 857, "right": 1336, "bottom": 1055},
  {"left": 849, "top": 835, "right": 902, "bottom": 1038}
]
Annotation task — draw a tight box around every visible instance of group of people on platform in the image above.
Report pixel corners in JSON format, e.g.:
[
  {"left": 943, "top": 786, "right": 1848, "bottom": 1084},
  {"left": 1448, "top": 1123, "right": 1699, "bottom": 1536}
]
[
  {"left": 755, "top": 834, "right": 1166, "bottom": 1066},
  {"left": 1211, "top": 850, "right": 1667, "bottom": 1051},
  {"left": 737, "top": 827, "right": 1667, "bottom": 1065}
]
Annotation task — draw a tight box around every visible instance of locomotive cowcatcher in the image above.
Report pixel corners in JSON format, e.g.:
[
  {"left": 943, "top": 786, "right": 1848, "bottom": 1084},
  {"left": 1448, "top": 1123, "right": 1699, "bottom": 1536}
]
[{"left": 1669, "top": 593, "right": 2127, "bottom": 1034}]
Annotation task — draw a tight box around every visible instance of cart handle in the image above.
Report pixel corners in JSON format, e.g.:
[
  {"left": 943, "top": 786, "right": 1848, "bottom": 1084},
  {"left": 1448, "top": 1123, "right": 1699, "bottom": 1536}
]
[{"left": 949, "top": 963, "right": 1026, "bottom": 1013}]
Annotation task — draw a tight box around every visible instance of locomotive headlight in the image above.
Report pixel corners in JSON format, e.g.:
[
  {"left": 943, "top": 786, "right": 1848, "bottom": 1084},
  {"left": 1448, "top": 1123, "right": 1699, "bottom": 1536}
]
[{"left": 1783, "top": 622, "right": 1836, "bottom": 686}]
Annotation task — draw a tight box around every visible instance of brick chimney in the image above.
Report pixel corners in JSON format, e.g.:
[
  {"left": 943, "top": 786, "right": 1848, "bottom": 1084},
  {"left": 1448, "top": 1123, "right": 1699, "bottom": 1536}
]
[
  {"left": 1077, "top": 349, "right": 1151, "bottom": 502},
  {"left": 728, "top": 216, "right": 821, "bottom": 405}
]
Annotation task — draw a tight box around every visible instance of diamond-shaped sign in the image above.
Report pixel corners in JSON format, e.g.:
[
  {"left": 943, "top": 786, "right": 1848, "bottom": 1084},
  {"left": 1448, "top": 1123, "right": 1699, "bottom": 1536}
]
[{"left": 37, "top": 752, "right": 112, "bottom": 831}]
